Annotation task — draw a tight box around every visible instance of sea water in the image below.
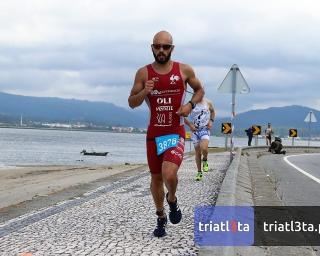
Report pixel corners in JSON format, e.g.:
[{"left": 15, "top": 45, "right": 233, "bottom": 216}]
[{"left": 0, "top": 128, "right": 318, "bottom": 166}]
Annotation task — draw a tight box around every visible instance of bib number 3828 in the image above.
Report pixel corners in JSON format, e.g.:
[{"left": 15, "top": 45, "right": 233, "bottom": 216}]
[{"left": 155, "top": 134, "right": 179, "bottom": 155}]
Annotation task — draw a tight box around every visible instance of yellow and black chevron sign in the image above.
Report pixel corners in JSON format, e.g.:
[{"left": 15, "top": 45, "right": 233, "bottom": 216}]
[
  {"left": 252, "top": 125, "right": 261, "bottom": 135},
  {"left": 289, "top": 129, "right": 298, "bottom": 137},
  {"left": 221, "top": 123, "right": 232, "bottom": 134}
]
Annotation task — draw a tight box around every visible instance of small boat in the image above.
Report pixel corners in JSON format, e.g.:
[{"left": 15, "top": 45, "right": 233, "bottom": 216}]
[{"left": 81, "top": 149, "right": 109, "bottom": 156}]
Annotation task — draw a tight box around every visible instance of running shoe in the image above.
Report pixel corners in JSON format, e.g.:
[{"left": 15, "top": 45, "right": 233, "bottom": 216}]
[
  {"left": 153, "top": 214, "right": 167, "bottom": 237},
  {"left": 195, "top": 171, "right": 203, "bottom": 181},
  {"left": 166, "top": 193, "right": 182, "bottom": 224},
  {"left": 203, "top": 160, "right": 209, "bottom": 172}
]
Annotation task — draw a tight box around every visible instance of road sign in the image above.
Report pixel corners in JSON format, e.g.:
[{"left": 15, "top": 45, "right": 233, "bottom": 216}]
[
  {"left": 289, "top": 129, "right": 298, "bottom": 137},
  {"left": 185, "top": 131, "right": 191, "bottom": 140},
  {"left": 217, "top": 64, "right": 250, "bottom": 161},
  {"left": 218, "top": 65, "right": 250, "bottom": 94},
  {"left": 304, "top": 111, "right": 317, "bottom": 123},
  {"left": 221, "top": 123, "right": 232, "bottom": 134},
  {"left": 304, "top": 111, "right": 317, "bottom": 148},
  {"left": 252, "top": 125, "right": 261, "bottom": 135}
]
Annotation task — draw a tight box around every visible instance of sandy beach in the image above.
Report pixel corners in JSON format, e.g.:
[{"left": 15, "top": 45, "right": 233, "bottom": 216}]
[{"left": 0, "top": 164, "right": 146, "bottom": 211}]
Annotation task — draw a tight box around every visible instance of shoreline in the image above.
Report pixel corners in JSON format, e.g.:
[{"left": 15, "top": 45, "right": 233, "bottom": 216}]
[
  {"left": 0, "top": 163, "right": 147, "bottom": 221},
  {"left": 0, "top": 125, "right": 146, "bottom": 134}
]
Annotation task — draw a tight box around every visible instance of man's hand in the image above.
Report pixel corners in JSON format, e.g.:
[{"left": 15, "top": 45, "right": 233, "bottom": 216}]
[
  {"left": 189, "top": 123, "right": 197, "bottom": 132},
  {"left": 176, "top": 103, "right": 192, "bottom": 117},
  {"left": 144, "top": 80, "right": 154, "bottom": 95}
]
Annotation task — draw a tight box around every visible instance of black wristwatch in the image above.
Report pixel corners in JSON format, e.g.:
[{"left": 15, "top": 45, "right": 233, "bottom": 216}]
[
  {"left": 188, "top": 100, "right": 196, "bottom": 109},
  {"left": 210, "top": 118, "right": 214, "bottom": 122}
]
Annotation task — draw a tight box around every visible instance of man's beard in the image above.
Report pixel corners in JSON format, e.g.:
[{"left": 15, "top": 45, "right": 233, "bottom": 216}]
[{"left": 153, "top": 51, "right": 172, "bottom": 64}]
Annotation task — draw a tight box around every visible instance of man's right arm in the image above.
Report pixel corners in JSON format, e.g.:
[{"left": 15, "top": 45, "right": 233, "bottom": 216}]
[
  {"left": 184, "top": 117, "right": 196, "bottom": 132},
  {"left": 128, "top": 68, "right": 153, "bottom": 109},
  {"left": 184, "top": 117, "right": 192, "bottom": 129}
]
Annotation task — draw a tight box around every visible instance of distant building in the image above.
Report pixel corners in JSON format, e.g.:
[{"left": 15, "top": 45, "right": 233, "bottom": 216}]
[{"left": 111, "top": 126, "right": 134, "bottom": 133}]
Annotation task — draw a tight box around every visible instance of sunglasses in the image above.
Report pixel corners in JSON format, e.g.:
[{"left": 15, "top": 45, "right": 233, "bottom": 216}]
[{"left": 152, "top": 44, "right": 173, "bottom": 50}]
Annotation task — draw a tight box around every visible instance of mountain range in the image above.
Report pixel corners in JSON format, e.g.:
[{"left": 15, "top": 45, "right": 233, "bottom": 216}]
[
  {"left": 0, "top": 92, "right": 319, "bottom": 136},
  {"left": 0, "top": 92, "right": 147, "bottom": 128}
]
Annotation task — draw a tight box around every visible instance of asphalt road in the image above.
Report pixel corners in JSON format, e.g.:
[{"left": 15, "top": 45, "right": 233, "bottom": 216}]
[{"left": 259, "top": 153, "right": 320, "bottom": 206}]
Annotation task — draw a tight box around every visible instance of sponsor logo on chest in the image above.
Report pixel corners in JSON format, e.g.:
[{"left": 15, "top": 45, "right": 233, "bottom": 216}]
[
  {"left": 155, "top": 97, "right": 173, "bottom": 112},
  {"left": 170, "top": 74, "right": 180, "bottom": 85},
  {"left": 156, "top": 97, "right": 171, "bottom": 104}
]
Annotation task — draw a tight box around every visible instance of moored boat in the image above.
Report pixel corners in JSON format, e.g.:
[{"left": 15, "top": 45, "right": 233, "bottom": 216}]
[{"left": 80, "top": 149, "right": 108, "bottom": 156}]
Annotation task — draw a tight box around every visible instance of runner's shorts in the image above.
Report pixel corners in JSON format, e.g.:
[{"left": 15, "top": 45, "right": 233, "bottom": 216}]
[
  {"left": 192, "top": 127, "right": 210, "bottom": 146},
  {"left": 146, "top": 137, "right": 185, "bottom": 174}
]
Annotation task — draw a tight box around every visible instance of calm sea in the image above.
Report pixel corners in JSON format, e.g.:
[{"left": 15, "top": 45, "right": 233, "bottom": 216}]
[{"left": 0, "top": 128, "right": 319, "bottom": 167}]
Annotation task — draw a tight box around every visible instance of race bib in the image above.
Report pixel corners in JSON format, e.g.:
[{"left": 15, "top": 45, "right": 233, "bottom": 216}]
[
  {"left": 155, "top": 134, "right": 179, "bottom": 155},
  {"left": 196, "top": 128, "right": 210, "bottom": 138}
]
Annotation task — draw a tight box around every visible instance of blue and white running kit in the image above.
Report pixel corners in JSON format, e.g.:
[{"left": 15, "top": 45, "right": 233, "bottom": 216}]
[{"left": 190, "top": 101, "right": 211, "bottom": 146}]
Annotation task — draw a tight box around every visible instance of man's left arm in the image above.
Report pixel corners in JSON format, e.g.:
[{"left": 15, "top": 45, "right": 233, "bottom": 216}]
[
  {"left": 176, "top": 64, "right": 204, "bottom": 117},
  {"left": 207, "top": 101, "right": 215, "bottom": 129}
]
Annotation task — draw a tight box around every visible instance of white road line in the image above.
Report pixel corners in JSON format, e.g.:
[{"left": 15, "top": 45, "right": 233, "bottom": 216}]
[{"left": 284, "top": 154, "right": 320, "bottom": 184}]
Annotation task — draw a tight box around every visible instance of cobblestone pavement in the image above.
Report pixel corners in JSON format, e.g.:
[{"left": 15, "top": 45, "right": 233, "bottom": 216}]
[{"left": 0, "top": 153, "right": 229, "bottom": 256}]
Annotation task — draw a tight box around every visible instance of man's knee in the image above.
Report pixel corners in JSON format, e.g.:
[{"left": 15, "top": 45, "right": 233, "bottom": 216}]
[
  {"left": 162, "top": 162, "right": 178, "bottom": 184},
  {"left": 200, "top": 140, "right": 209, "bottom": 154},
  {"left": 163, "top": 169, "right": 177, "bottom": 183},
  {"left": 201, "top": 147, "right": 208, "bottom": 155}
]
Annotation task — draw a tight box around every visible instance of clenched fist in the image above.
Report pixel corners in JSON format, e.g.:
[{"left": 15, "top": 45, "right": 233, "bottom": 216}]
[
  {"left": 144, "top": 80, "right": 154, "bottom": 95},
  {"left": 176, "top": 103, "right": 192, "bottom": 117}
]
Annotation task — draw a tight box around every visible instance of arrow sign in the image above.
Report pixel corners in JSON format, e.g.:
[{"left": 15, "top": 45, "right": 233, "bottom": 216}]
[
  {"left": 289, "top": 129, "right": 298, "bottom": 137},
  {"left": 218, "top": 64, "right": 250, "bottom": 94},
  {"left": 221, "top": 123, "right": 232, "bottom": 134},
  {"left": 252, "top": 125, "right": 261, "bottom": 135},
  {"left": 185, "top": 131, "right": 191, "bottom": 140},
  {"left": 304, "top": 111, "right": 317, "bottom": 123}
]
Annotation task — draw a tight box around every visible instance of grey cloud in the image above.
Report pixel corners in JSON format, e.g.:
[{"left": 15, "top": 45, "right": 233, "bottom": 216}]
[{"left": 0, "top": 0, "right": 320, "bottom": 116}]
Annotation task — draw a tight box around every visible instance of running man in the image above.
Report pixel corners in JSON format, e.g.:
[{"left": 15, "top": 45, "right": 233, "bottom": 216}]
[
  {"left": 265, "top": 123, "right": 273, "bottom": 146},
  {"left": 128, "top": 31, "right": 204, "bottom": 237},
  {"left": 184, "top": 98, "right": 215, "bottom": 181}
]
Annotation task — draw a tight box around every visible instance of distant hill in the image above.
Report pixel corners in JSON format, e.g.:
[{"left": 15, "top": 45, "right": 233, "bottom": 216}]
[
  {"left": 0, "top": 92, "right": 147, "bottom": 128},
  {"left": 1, "top": 92, "right": 319, "bottom": 136},
  {"left": 215, "top": 105, "right": 320, "bottom": 137}
]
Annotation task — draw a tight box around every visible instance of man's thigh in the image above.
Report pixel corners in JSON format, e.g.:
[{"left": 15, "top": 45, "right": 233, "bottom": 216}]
[{"left": 200, "top": 138, "right": 209, "bottom": 151}]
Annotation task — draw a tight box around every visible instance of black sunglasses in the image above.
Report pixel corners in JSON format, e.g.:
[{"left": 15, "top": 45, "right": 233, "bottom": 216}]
[{"left": 152, "top": 44, "right": 173, "bottom": 50}]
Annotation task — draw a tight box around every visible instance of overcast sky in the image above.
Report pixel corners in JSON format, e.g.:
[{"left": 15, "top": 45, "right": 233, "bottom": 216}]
[{"left": 1, "top": 0, "right": 320, "bottom": 117}]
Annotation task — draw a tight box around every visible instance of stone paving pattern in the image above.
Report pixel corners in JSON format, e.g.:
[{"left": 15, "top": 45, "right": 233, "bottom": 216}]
[{"left": 0, "top": 153, "right": 230, "bottom": 256}]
